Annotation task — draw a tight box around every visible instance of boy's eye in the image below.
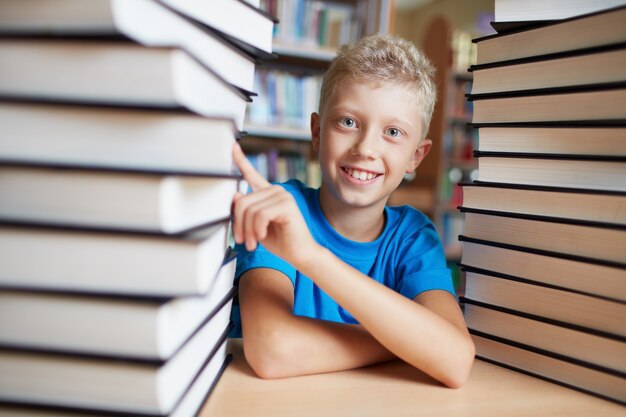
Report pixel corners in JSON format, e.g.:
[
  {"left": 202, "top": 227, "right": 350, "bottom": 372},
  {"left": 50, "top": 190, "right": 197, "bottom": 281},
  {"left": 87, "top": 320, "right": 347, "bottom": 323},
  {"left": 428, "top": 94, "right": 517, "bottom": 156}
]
[
  {"left": 338, "top": 117, "right": 357, "bottom": 128},
  {"left": 385, "top": 127, "right": 402, "bottom": 138}
]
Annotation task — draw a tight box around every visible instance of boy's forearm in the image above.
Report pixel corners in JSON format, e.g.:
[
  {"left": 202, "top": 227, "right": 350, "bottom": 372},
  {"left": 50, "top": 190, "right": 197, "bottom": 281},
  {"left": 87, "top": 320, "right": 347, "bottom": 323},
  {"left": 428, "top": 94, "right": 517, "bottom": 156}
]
[
  {"left": 246, "top": 315, "right": 396, "bottom": 379},
  {"left": 238, "top": 269, "right": 395, "bottom": 379}
]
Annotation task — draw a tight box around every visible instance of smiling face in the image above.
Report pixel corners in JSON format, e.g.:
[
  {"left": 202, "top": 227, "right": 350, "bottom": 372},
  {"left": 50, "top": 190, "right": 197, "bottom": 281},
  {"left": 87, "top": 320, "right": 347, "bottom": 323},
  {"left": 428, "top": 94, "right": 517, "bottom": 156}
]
[{"left": 312, "top": 80, "right": 431, "bottom": 215}]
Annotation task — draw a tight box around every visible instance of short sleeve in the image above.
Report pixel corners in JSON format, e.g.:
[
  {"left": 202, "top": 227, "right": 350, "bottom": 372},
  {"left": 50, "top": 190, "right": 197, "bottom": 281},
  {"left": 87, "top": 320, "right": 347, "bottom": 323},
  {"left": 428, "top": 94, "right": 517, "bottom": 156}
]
[
  {"left": 394, "top": 224, "right": 456, "bottom": 300},
  {"left": 234, "top": 242, "right": 297, "bottom": 287}
]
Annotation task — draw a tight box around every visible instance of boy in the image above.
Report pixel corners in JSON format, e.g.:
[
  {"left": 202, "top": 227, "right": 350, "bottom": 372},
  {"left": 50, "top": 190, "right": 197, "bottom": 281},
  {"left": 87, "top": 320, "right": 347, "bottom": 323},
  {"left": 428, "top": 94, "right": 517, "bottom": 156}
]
[{"left": 231, "top": 34, "right": 475, "bottom": 388}]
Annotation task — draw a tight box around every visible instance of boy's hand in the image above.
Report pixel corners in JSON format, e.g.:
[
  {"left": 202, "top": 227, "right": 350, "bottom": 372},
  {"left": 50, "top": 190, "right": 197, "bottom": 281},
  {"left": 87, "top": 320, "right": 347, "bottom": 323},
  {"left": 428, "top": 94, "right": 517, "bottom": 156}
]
[{"left": 232, "top": 143, "right": 320, "bottom": 268}]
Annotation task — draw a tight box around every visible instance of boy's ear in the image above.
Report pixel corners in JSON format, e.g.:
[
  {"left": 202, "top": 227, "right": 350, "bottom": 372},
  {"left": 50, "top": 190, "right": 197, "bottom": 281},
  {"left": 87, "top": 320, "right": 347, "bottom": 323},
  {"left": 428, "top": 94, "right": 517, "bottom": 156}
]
[
  {"left": 311, "top": 112, "right": 321, "bottom": 152},
  {"left": 406, "top": 138, "right": 432, "bottom": 173}
]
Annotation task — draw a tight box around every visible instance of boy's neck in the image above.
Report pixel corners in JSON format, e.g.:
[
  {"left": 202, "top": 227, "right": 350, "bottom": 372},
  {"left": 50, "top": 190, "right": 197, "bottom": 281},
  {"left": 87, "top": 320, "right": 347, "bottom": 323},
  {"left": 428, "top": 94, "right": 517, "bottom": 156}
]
[{"left": 318, "top": 187, "right": 386, "bottom": 243}]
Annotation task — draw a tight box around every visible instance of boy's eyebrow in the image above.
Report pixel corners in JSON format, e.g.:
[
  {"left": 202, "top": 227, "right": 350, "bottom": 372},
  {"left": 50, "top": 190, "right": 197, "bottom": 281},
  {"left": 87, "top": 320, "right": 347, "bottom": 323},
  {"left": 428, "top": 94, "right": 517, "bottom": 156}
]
[{"left": 327, "top": 104, "right": 359, "bottom": 114}]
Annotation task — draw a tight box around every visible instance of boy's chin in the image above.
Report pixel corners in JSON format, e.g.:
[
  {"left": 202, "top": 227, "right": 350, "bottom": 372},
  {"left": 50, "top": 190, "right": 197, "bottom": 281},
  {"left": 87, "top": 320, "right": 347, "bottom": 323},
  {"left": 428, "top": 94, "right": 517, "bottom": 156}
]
[
  {"left": 337, "top": 191, "right": 388, "bottom": 210},
  {"left": 320, "top": 181, "right": 389, "bottom": 210}
]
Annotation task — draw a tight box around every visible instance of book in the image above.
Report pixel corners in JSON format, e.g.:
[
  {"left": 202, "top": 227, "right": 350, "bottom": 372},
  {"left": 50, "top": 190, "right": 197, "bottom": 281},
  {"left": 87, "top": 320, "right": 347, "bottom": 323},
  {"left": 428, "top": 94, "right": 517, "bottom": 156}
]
[
  {"left": 471, "top": 333, "right": 626, "bottom": 404},
  {"left": 460, "top": 237, "right": 626, "bottom": 302},
  {"left": 0, "top": 320, "right": 233, "bottom": 414},
  {"left": 0, "top": 249, "right": 236, "bottom": 359},
  {"left": 473, "top": 152, "right": 626, "bottom": 191},
  {"left": 494, "top": 0, "right": 626, "bottom": 23},
  {"left": 158, "top": 0, "right": 276, "bottom": 56},
  {"left": 464, "top": 268, "right": 626, "bottom": 337},
  {"left": 0, "top": 347, "right": 231, "bottom": 417},
  {"left": 470, "top": 124, "right": 626, "bottom": 156},
  {"left": 461, "top": 183, "right": 626, "bottom": 225},
  {"left": 489, "top": 20, "right": 555, "bottom": 36},
  {"left": 470, "top": 46, "right": 626, "bottom": 95},
  {"left": 469, "top": 85, "right": 626, "bottom": 123},
  {"left": 0, "top": 0, "right": 259, "bottom": 92},
  {"left": 460, "top": 208, "right": 626, "bottom": 264},
  {"left": 0, "top": 164, "right": 240, "bottom": 233},
  {"left": 0, "top": 101, "right": 240, "bottom": 174},
  {"left": 0, "top": 221, "right": 231, "bottom": 297},
  {"left": 473, "top": 6, "right": 626, "bottom": 65},
  {"left": 0, "top": 38, "right": 251, "bottom": 129},
  {"left": 464, "top": 299, "right": 626, "bottom": 373}
]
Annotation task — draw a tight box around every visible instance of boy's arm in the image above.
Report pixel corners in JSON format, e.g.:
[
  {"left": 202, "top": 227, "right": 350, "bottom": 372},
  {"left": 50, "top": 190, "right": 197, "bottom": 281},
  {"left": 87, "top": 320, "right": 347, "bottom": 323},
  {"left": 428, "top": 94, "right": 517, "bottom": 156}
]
[
  {"left": 232, "top": 143, "right": 475, "bottom": 387},
  {"left": 238, "top": 268, "right": 395, "bottom": 379},
  {"left": 295, "top": 248, "right": 474, "bottom": 388}
]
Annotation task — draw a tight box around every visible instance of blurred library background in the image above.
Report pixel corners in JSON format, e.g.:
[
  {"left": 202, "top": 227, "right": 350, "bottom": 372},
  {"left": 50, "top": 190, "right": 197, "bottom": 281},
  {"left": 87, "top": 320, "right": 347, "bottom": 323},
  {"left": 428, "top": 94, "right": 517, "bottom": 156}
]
[{"left": 242, "top": 0, "right": 495, "bottom": 295}]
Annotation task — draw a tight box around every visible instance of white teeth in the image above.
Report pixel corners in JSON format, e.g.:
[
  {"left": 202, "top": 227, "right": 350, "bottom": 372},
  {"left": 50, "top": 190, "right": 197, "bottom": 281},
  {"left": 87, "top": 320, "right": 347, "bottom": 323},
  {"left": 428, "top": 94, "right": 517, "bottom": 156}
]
[{"left": 345, "top": 167, "right": 377, "bottom": 181}]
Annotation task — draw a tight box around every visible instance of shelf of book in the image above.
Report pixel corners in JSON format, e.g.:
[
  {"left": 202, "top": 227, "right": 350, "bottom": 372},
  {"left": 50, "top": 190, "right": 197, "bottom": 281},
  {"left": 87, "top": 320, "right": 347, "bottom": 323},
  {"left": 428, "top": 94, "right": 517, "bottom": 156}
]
[{"left": 435, "top": 32, "right": 478, "bottom": 267}]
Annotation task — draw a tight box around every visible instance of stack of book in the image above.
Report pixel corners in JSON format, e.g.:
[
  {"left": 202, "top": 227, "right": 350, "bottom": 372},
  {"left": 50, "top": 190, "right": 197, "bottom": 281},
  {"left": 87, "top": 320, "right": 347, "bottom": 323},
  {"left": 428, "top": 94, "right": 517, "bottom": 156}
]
[
  {"left": 460, "top": 4, "right": 626, "bottom": 404},
  {"left": 0, "top": 0, "right": 275, "bottom": 415}
]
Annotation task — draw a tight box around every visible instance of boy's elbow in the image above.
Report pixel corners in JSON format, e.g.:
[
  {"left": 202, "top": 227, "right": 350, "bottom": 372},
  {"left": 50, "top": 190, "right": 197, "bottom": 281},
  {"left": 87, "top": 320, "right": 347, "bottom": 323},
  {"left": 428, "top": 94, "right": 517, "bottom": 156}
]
[
  {"left": 440, "top": 368, "right": 470, "bottom": 389},
  {"left": 440, "top": 337, "right": 476, "bottom": 389},
  {"left": 242, "top": 329, "right": 298, "bottom": 379}
]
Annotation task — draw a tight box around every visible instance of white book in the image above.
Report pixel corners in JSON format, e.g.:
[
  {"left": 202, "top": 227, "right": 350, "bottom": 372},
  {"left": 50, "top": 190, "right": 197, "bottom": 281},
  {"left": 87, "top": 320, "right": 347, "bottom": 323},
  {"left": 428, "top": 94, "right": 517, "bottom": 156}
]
[
  {"left": 462, "top": 209, "right": 626, "bottom": 264},
  {"left": 0, "top": 339, "right": 230, "bottom": 417},
  {"left": 0, "top": 39, "right": 250, "bottom": 129},
  {"left": 494, "top": 0, "right": 626, "bottom": 22},
  {"left": 473, "top": 125, "right": 626, "bottom": 156},
  {"left": 475, "top": 6, "right": 626, "bottom": 65},
  {"left": 0, "top": 165, "right": 239, "bottom": 233},
  {"left": 0, "top": 0, "right": 258, "bottom": 91},
  {"left": 464, "top": 270, "right": 626, "bottom": 338},
  {"left": 159, "top": 0, "right": 275, "bottom": 55},
  {"left": 473, "top": 153, "right": 626, "bottom": 192},
  {"left": 470, "top": 87, "right": 626, "bottom": 124},
  {"left": 0, "top": 319, "right": 232, "bottom": 415},
  {"left": 470, "top": 47, "right": 626, "bottom": 95},
  {"left": 0, "top": 340, "right": 230, "bottom": 417},
  {"left": 0, "top": 251, "right": 236, "bottom": 359},
  {"left": 464, "top": 302, "right": 626, "bottom": 373},
  {"left": 472, "top": 334, "right": 626, "bottom": 404},
  {"left": 0, "top": 101, "right": 239, "bottom": 174},
  {"left": 0, "top": 222, "right": 230, "bottom": 297},
  {"left": 461, "top": 183, "right": 626, "bottom": 225},
  {"left": 460, "top": 238, "right": 626, "bottom": 301}
]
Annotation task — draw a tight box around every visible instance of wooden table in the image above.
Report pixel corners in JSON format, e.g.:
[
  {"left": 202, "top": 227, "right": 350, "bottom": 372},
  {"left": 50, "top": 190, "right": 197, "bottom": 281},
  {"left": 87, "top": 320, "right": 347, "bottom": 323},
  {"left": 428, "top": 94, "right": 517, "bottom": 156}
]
[{"left": 200, "top": 339, "right": 624, "bottom": 417}]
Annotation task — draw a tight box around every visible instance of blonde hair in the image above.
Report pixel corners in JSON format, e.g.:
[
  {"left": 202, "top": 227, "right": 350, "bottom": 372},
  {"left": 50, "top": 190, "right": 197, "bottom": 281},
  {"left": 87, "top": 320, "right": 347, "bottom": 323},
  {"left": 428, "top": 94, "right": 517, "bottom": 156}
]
[{"left": 319, "top": 33, "right": 437, "bottom": 139}]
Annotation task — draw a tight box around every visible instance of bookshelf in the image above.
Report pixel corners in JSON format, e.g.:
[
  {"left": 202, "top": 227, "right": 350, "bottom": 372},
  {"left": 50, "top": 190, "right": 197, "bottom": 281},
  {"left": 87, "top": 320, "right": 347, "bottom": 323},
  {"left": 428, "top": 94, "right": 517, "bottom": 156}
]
[
  {"left": 240, "top": 0, "right": 393, "bottom": 187},
  {"left": 387, "top": 14, "right": 449, "bottom": 218},
  {"left": 437, "top": 30, "right": 478, "bottom": 264},
  {"left": 391, "top": 13, "right": 488, "bottom": 294}
]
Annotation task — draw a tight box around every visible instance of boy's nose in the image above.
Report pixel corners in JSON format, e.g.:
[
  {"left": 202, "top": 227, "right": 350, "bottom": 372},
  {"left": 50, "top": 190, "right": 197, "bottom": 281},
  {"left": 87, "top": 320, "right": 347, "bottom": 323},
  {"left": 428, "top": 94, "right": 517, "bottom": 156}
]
[{"left": 351, "top": 130, "right": 378, "bottom": 159}]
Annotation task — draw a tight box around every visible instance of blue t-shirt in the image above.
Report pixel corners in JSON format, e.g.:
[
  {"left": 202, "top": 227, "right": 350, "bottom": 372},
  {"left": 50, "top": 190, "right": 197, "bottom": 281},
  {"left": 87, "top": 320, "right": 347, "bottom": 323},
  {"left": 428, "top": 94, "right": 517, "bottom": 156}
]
[{"left": 230, "top": 179, "right": 455, "bottom": 337}]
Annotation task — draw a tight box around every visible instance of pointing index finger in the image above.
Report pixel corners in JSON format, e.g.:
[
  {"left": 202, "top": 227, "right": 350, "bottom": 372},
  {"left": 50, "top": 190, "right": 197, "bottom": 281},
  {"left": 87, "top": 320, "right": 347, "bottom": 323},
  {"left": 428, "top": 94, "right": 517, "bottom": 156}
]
[{"left": 233, "top": 142, "right": 271, "bottom": 191}]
